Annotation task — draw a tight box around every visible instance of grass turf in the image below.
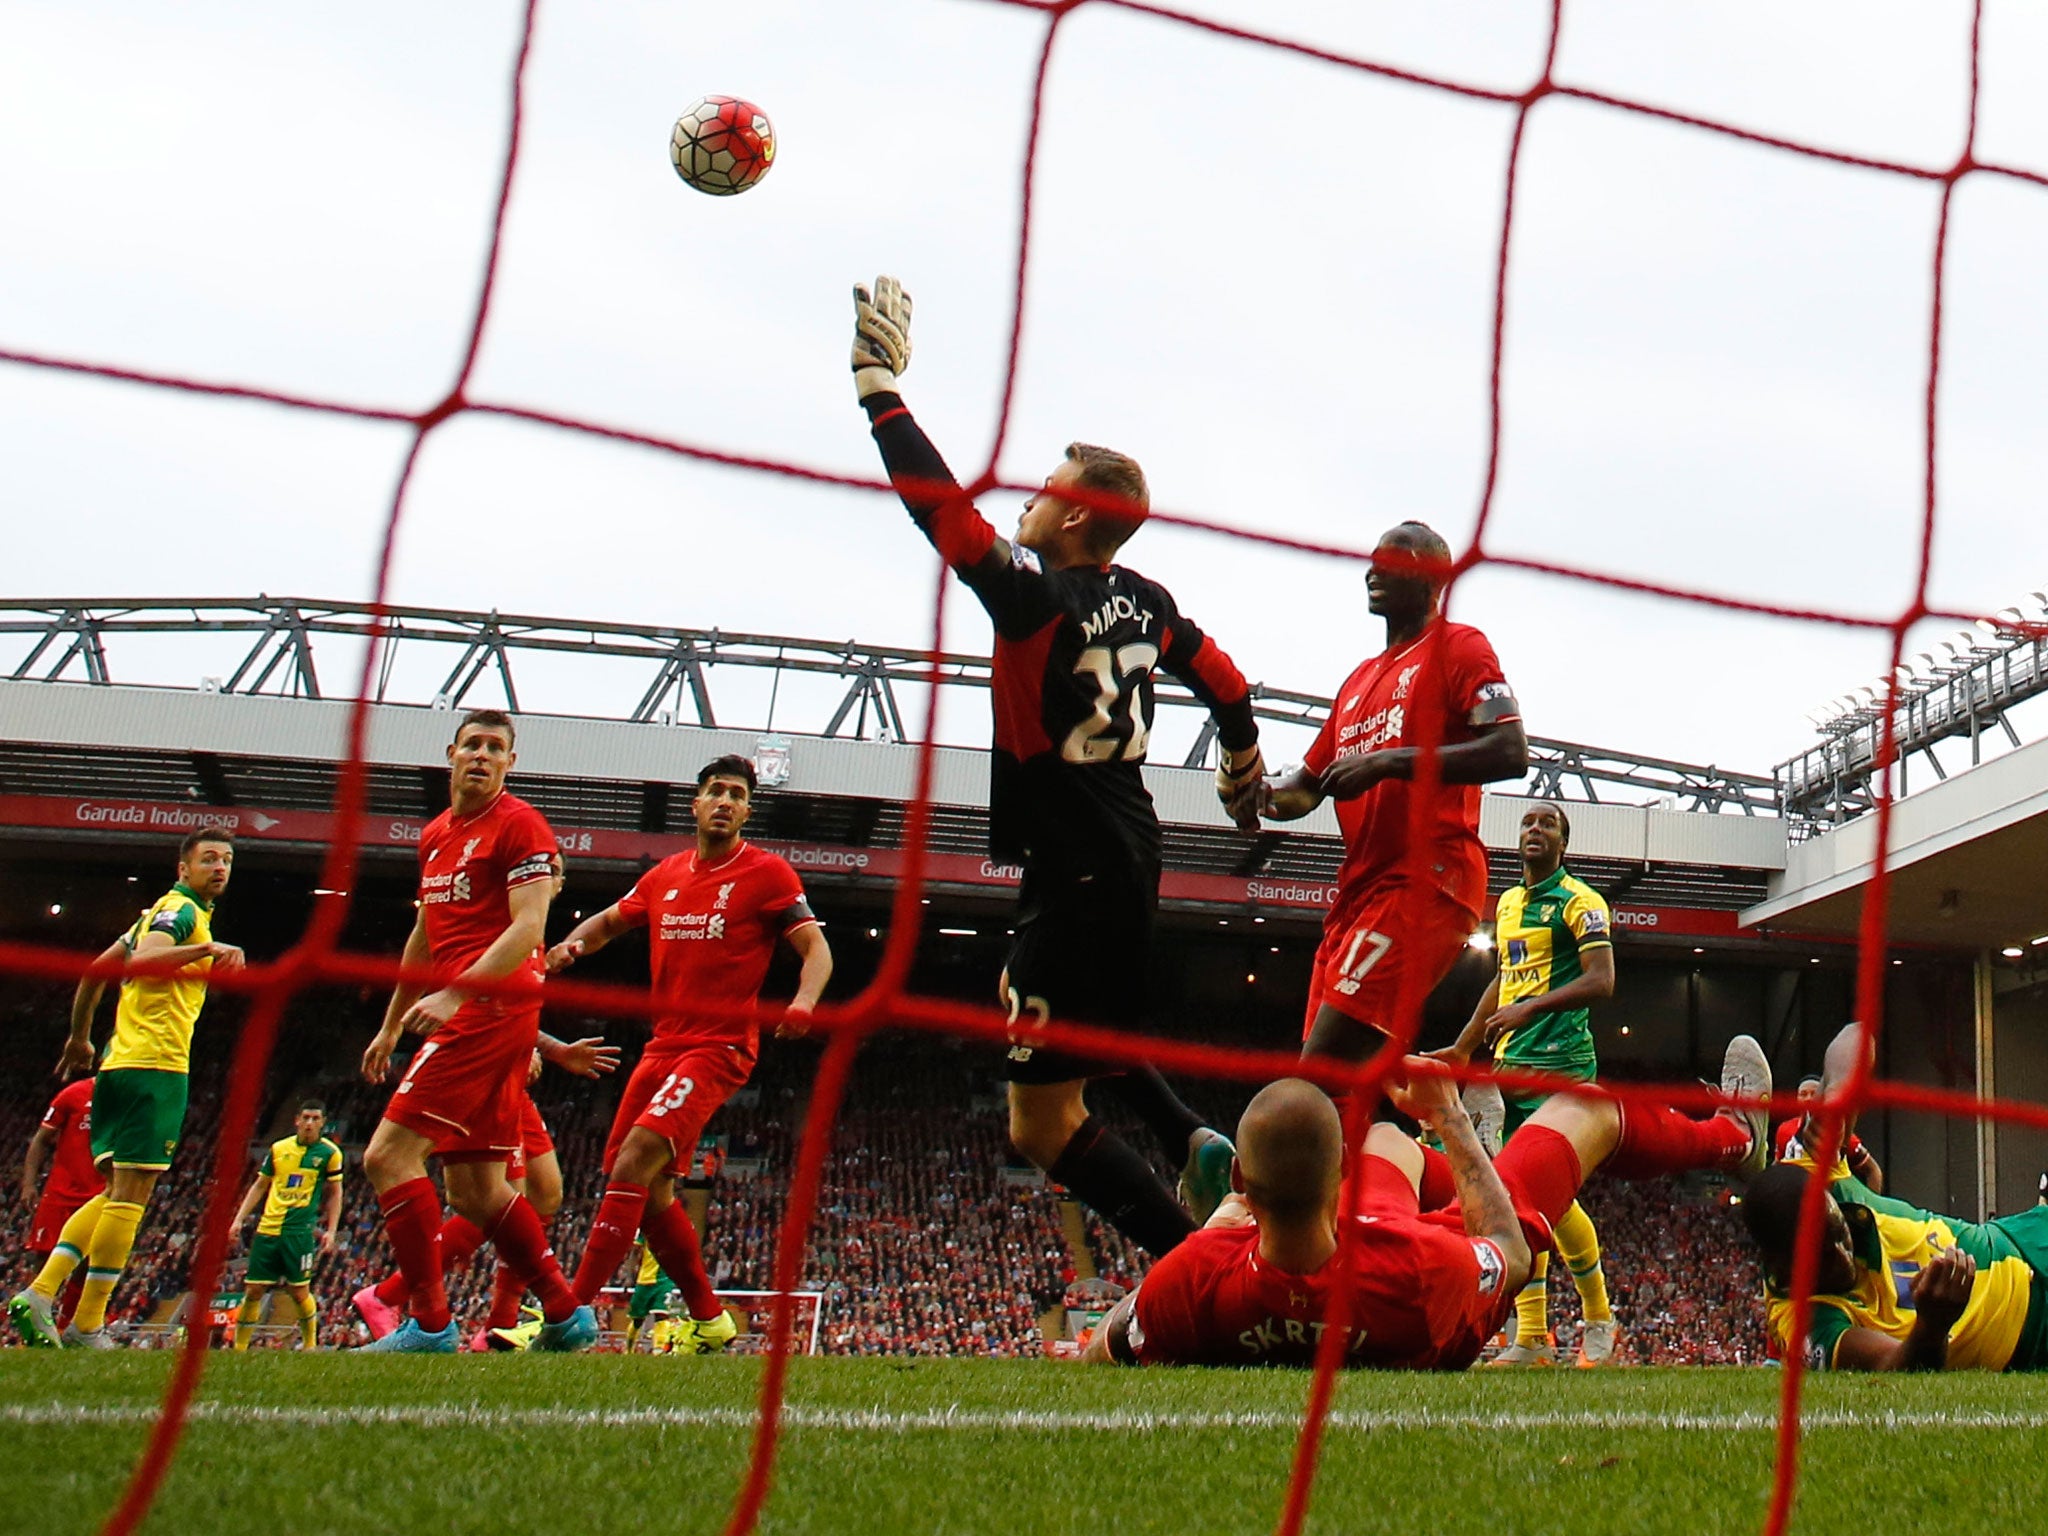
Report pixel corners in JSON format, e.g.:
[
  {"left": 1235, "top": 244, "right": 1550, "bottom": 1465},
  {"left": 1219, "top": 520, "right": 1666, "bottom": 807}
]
[{"left": 4, "top": 1354, "right": 2044, "bottom": 1535}]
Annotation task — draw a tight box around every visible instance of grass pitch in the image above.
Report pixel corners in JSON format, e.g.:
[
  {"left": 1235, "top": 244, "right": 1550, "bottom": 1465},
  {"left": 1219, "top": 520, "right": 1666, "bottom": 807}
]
[{"left": 4, "top": 1354, "right": 2043, "bottom": 1535}]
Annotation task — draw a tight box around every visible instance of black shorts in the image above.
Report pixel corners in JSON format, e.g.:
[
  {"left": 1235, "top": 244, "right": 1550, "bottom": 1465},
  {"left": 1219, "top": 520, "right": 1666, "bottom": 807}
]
[{"left": 1000, "top": 860, "right": 1155, "bottom": 1085}]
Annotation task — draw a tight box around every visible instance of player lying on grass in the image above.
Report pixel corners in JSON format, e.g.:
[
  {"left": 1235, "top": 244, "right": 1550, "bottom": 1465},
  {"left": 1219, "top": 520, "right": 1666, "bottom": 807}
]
[
  {"left": 850, "top": 274, "right": 1259, "bottom": 1254},
  {"left": 1083, "top": 1039, "right": 1769, "bottom": 1368},
  {"left": 1740, "top": 1163, "right": 2048, "bottom": 1372},
  {"left": 1742, "top": 1023, "right": 2045, "bottom": 1372}
]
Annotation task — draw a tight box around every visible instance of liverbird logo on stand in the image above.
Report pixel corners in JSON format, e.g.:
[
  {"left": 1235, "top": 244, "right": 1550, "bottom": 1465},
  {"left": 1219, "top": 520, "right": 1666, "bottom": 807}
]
[{"left": 754, "top": 735, "right": 793, "bottom": 789}]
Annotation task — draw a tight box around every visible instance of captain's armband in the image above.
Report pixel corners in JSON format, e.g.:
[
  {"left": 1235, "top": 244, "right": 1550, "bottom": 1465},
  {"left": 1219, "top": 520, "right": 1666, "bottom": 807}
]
[{"left": 1469, "top": 681, "right": 1521, "bottom": 727}]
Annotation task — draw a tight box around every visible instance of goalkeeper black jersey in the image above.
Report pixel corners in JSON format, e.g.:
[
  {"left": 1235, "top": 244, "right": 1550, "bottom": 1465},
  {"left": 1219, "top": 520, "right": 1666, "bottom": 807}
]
[{"left": 864, "top": 393, "right": 1257, "bottom": 876}]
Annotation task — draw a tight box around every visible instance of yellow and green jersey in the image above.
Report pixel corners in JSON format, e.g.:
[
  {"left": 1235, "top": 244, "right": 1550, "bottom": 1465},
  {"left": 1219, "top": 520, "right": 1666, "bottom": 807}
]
[
  {"left": 101, "top": 883, "right": 216, "bottom": 1075},
  {"left": 255, "top": 1134, "right": 343, "bottom": 1238},
  {"left": 1492, "top": 866, "right": 1611, "bottom": 1072},
  {"left": 1765, "top": 1177, "right": 2048, "bottom": 1371},
  {"left": 637, "top": 1246, "right": 664, "bottom": 1287}
]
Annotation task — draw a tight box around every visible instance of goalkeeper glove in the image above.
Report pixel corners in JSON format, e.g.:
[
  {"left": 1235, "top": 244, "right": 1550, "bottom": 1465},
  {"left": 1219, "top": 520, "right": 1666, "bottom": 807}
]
[
  {"left": 852, "top": 275, "right": 913, "bottom": 401},
  {"left": 1216, "top": 745, "right": 1267, "bottom": 831}
]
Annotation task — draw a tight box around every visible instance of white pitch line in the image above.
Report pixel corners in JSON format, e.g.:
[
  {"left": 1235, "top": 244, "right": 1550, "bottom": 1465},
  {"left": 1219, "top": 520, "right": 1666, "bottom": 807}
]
[{"left": 8, "top": 1402, "right": 2048, "bottom": 1434}]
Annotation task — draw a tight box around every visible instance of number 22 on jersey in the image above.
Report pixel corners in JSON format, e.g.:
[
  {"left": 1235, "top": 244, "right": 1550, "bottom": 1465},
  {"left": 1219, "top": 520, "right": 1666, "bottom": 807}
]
[{"left": 1063, "top": 643, "right": 1158, "bottom": 763}]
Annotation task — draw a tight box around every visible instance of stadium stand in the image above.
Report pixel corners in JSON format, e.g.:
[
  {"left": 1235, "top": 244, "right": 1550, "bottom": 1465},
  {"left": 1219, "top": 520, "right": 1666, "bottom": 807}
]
[{"left": 4, "top": 988, "right": 1772, "bottom": 1361}]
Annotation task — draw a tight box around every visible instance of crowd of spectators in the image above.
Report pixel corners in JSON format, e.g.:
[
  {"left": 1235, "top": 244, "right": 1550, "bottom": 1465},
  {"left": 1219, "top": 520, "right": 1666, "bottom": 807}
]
[
  {"left": 1539, "top": 1178, "right": 1771, "bottom": 1365},
  {"left": 2, "top": 979, "right": 1777, "bottom": 1364}
]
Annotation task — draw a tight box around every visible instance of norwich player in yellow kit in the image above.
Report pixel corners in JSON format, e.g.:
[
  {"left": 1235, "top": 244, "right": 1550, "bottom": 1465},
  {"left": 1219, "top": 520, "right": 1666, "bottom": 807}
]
[
  {"left": 1744, "top": 1164, "right": 2048, "bottom": 1371},
  {"left": 228, "top": 1100, "right": 343, "bottom": 1349},
  {"left": 1442, "top": 803, "right": 1619, "bottom": 1365},
  {"left": 9, "top": 827, "right": 243, "bottom": 1348}
]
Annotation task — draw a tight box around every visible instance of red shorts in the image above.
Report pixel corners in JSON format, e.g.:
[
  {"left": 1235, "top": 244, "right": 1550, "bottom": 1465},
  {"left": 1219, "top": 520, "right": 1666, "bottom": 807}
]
[
  {"left": 29, "top": 1190, "right": 96, "bottom": 1254},
  {"left": 384, "top": 1008, "right": 539, "bottom": 1163},
  {"left": 1356, "top": 1153, "right": 1423, "bottom": 1218},
  {"left": 1304, "top": 883, "right": 1477, "bottom": 1041},
  {"left": 603, "top": 1039, "right": 754, "bottom": 1179},
  {"left": 505, "top": 1093, "right": 554, "bottom": 1181},
  {"left": 1363, "top": 1148, "right": 1561, "bottom": 1270}
]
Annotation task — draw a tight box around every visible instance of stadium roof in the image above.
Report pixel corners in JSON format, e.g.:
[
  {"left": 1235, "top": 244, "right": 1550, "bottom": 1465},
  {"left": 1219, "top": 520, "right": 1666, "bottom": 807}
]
[
  {"left": 1749, "top": 731, "right": 2048, "bottom": 951},
  {"left": 0, "top": 599, "right": 1799, "bottom": 934}
]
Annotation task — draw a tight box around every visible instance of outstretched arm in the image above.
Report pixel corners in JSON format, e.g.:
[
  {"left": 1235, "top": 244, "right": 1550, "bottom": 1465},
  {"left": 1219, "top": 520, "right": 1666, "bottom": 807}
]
[
  {"left": 1390, "top": 1058, "right": 1532, "bottom": 1290},
  {"left": 1442, "top": 975, "right": 1503, "bottom": 1068},
  {"left": 851, "top": 277, "right": 1059, "bottom": 637},
  {"left": 545, "top": 903, "right": 633, "bottom": 973}
]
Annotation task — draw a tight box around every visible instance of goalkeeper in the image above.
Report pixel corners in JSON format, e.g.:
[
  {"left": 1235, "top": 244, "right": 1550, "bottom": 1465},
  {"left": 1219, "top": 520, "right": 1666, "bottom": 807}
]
[{"left": 847, "top": 276, "right": 1264, "bottom": 1256}]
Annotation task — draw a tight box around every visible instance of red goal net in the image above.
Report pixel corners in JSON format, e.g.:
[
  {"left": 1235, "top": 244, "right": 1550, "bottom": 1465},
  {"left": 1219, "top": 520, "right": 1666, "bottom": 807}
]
[{"left": 6, "top": 4, "right": 2048, "bottom": 1536}]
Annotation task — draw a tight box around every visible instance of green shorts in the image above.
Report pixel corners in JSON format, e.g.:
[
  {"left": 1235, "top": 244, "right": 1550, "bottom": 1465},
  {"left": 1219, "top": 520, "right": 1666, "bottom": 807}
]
[
  {"left": 246, "top": 1230, "right": 317, "bottom": 1287},
  {"left": 630, "top": 1274, "right": 677, "bottom": 1322},
  {"left": 1988, "top": 1206, "right": 2048, "bottom": 1370},
  {"left": 91, "top": 1068, "right": 189, "bottom": 1171},
  {"left": 1499, "top": 1055, "right": 1598, "bottom": 1140}
]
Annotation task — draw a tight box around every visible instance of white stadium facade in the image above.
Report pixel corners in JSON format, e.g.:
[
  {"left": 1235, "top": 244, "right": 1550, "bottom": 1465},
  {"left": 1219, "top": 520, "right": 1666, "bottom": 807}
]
[{"left": 4, "top": 598, "right": 2047, "bottom": 1220}]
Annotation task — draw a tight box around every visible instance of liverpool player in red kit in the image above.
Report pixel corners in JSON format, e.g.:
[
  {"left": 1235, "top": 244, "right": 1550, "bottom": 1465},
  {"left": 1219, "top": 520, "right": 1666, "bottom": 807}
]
[
  {"left": 552, "top": 756, "right": 832, "bottom": 1349},
  {"left": 1251, "top": 522, "right": 1528, "bottom": 1069},
  {"left": 357, "top": 709, "right": 597, "bottom": 1353},
  {"left": 850, "top": 275, "right": 1266, "bottom": 1256},
  {"left": 1084, "top": 1040, "right": 1770, "bottom": 1369},
  {"left": 18, "top": 1073, "right": 104, "bottom": 1329}
]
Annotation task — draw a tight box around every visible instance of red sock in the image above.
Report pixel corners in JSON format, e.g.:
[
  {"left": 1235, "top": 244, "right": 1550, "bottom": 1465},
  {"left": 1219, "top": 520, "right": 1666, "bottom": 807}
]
[
  {"left": 54, "top": 1270, "right": 85, "bottom": 1332},
  {"left": 1492, "top": 1126, "right": 1583, "bottom": 1227},
  {"left": 642, "top": 1197, "right": 719, "bottom": 1321},
  {"left": 377, "top": 1177, "right": 450, "bottom": 1333},
  {"left": 485, "top": 1194, "right": 578, "bottom": 1325},
  {"left": 1416, "top": 1144, "right": 1457, "bottom": 1211},
  {"left": 486, "top": 1259, "right": 528, "bottom": 1332},
  {"left": 1604, "top": 1103, "right": 1751, "bottom": 1181},
  {"left": 375, "top": 1213, "right": 483, "bottom": 1306},
  {"left": 571, "top": 1182, "right": 649, "bottom": 1307}
]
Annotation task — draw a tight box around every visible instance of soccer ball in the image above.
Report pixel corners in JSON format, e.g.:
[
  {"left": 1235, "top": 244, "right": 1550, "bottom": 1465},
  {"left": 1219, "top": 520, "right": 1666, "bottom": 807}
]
[{"left": 670, "top": 96, "right": 775, "bottom": 196}]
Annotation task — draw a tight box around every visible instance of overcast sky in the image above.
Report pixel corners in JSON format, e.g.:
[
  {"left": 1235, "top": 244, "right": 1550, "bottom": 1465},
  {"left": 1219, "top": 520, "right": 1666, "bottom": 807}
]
[{"left": 4, "top": 0, "right": 2045, "bottom": 781}]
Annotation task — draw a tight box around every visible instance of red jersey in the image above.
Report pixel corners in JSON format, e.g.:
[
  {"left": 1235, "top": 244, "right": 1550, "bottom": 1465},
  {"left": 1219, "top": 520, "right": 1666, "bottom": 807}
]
[
  {"left": 1304, "top": 622, "right": 1517, "bottom": 917},
  {"left": 416, "top": 791, "right": 556, "bottom": 1016},
  {"left": 38, "top": 1077, "right": 103, "bottom": 1207},
  {"left": 1128, "top": 1216, "right": 1512, "bottom": 1370},
  {"left": 615, "top": 841, "right": 816, "bottom": 1050},
  {"left": 1772, "top": 1118, "right": 1868, "bottom": 1165}
]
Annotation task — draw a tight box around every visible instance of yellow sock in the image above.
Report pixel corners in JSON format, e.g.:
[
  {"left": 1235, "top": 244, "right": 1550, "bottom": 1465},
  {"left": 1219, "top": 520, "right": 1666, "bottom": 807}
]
[
  {"left": 30, "top": 1193, "right": 107, "bottom": 1299},
  {"left": 232, "top": 1295, "right": 261, "bottom": 1351},
  {"left": 297, "top": 1295, "right": 318, "bottom": 1350},
  {"left": 1555, "top": 1199, "right": 1612, "bottom": 1325},
  {"left": 72, "top": 1198, "right": 144, "bottom": 1334},
  {"left": 1514, "top": 1251, "right": 1550, "bottom": 1342}
]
